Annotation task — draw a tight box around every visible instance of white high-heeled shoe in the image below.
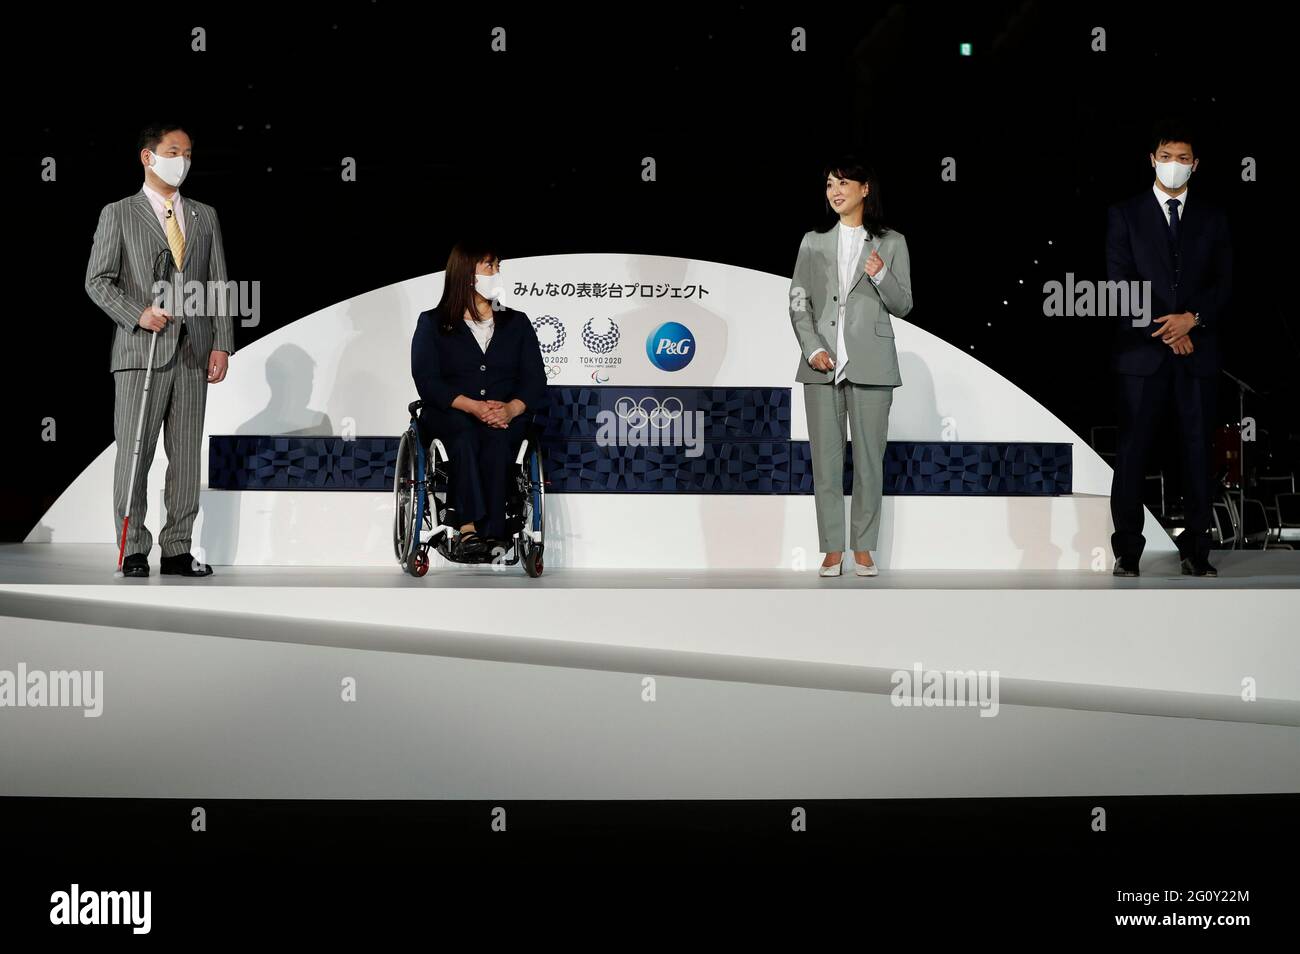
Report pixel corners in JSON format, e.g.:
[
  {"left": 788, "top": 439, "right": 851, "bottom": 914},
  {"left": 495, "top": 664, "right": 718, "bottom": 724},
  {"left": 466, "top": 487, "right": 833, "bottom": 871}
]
[
  {"left": 818, "top": 558, "right": 842, "bottom": 577},
  {"left": 853, "top": 553, "right": 879, "bottom": 577}
]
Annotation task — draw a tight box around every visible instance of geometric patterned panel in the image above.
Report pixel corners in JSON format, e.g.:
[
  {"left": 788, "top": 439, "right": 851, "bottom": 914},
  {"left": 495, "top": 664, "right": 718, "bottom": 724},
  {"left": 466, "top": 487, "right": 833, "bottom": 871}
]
[
  {"left": 208, "top": 387, "right": 1072, "bottom": 496},
  {"left": 696, "top": 387, "right": 792, "bottom": 440},
  {"left": 793, "top": 441, "right": 1073, "bottom": 495},
  {"left": 881, "top": 441, "right": 1073, "bottom": 495},
  {"left": 211, "top": 435, "right": 1071, "bottom": 495},
  {"left": 542, "top": 440, "right": 795, "bottom": 494},
  {"left": 537, "top": 387, "right": 605, "bottom": 441},
  {"left": 208, "top": 436, "right": 398, "bottom": 491}
]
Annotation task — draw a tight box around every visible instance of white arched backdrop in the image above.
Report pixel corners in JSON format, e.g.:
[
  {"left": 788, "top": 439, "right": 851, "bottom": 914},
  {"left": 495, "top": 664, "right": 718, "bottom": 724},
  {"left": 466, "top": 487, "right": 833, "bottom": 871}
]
[{"left": 32, "top": 254, "right": 1172, "bottom": 569}]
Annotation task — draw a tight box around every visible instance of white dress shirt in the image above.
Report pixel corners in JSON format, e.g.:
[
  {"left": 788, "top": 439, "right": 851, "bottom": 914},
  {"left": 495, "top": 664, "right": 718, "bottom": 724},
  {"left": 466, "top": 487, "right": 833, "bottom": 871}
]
[
  {"left": 808, "top": 221, "right": 887, "bottom": 384},
  {"left": 464, "top": 314, "right": 495, "bottom": 352},
  {"left": 1153, "top": 181, "right": 1187, "bottom": 224}
]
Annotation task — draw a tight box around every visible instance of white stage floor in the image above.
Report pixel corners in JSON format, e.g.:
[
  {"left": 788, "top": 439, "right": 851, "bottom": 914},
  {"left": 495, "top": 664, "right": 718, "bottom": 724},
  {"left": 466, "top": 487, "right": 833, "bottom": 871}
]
[
  {"left": 2, "top": 544, "right": 1297, "bottom": 799},
  {"left": 2, "top": 542, "right": 1298, "bottom": 587}
]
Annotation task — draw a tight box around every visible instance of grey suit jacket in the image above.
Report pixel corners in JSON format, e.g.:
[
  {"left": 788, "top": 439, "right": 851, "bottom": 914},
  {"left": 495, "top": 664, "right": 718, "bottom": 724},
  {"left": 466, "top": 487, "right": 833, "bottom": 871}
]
[
  {"left": 86, "top": 190, "right": 235, "bottom": 372},
  {"left": 789, "top": 225, "right": 913, "bottom": 386}
]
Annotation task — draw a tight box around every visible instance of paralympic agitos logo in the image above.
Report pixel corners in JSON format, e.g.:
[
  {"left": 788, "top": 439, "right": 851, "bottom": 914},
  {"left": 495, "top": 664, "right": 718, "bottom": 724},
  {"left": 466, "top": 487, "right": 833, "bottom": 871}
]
[{"left": 580, "top": 316, "right": 622, "bottom": 368}]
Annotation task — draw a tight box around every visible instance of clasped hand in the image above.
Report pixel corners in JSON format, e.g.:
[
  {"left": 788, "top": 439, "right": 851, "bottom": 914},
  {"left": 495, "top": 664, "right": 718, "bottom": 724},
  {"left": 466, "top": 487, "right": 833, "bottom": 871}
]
[
  {"left": 1152, "top": 312, "right": 1197, "bottom": 356},
  {"left": 475, "top": 399, "right": 517, "bottom": 428}
]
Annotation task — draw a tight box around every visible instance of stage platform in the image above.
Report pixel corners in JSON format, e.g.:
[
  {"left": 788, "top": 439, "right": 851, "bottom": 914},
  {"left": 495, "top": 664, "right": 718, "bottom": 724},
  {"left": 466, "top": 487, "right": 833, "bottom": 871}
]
[{"left": 1, "top": 544, "right": 1297, "bottom": 800}]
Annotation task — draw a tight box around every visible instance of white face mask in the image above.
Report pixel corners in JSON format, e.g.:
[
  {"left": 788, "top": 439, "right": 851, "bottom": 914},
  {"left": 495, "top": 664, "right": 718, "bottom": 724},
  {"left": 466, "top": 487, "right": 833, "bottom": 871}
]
[
  {"left": 149, "top": 151, "right": 191, "bottom": 188},
  {"left": 475, "top": 271, "right": 506, "bottom": 301},
  {"left": 1154, "top": 159, "right": 1193, "bottom": 191}
]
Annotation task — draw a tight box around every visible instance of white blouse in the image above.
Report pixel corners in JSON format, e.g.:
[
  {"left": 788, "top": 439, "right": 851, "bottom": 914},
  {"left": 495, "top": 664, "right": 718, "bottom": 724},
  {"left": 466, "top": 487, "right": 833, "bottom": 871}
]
[
  {"left": 464, "top": 314, "right": 495, "bottom": 353},
  {"left": 808, "top": 221, "right": 888, "bottom": 384}
]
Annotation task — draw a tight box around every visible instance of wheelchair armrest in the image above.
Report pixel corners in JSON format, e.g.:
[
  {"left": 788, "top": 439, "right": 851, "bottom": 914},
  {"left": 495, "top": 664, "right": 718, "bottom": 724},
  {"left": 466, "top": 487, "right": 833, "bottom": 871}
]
[{"left": 515, "top": 416, "right": 546, "bottom": 466}]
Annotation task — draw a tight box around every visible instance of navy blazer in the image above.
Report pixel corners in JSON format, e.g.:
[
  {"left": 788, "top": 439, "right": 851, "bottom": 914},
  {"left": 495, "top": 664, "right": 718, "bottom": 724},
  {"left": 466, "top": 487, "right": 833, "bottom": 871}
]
[
  {"left": 1105, "top": 188, "right": 1232, "bottom": 378},
  {"left": 410, "top": 304, "right": 549, "bottom": 423}
]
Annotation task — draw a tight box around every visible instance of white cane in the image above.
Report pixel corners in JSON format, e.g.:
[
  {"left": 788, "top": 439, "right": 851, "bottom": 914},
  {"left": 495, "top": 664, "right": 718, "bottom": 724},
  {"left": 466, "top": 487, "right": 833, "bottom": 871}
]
[{"left": 115, "top": 251, "right": 177, "bottom": 576}]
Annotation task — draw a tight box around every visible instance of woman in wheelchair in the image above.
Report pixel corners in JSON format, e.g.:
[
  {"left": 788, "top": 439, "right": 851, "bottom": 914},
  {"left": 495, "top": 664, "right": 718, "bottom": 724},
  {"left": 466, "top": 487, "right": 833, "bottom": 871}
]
[{"left": 410, "top": 240, "right": 548, "bottom": 560}]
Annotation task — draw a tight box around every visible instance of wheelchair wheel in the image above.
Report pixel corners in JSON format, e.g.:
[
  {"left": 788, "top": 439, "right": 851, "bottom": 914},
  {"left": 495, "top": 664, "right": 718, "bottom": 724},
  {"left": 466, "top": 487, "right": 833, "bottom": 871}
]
[
  {"left": 517, "top": 438, "right": 546, "bottom": 577},
  {"left": 393, "top": 427, "right": 424, "bottom": 573},
  {"left": 531, "top": 444, "right": 545, "bottom": 545}
]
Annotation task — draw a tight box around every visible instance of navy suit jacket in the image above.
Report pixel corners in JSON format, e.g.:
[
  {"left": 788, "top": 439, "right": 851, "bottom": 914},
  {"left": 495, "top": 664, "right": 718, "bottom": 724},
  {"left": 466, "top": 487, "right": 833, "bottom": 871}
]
[
  {"left": 410, "top": 304, "right": 549, "bottom": 434},
  {"left": 1105, "top": 188, "right": 1232, "bottom": 378}
]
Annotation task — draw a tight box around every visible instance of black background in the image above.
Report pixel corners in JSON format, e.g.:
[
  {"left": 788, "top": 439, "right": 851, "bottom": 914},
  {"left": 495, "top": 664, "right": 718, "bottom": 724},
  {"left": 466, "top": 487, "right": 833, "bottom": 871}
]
[
  {"left": 2, "top": 2, "right": 1295, "bottom": 931},
  {"left": 5, "top": 793, "right": 1295, "bottom": 934},
  {"left": 7, "top": 1, "right": 1290, "bottom": 540}
]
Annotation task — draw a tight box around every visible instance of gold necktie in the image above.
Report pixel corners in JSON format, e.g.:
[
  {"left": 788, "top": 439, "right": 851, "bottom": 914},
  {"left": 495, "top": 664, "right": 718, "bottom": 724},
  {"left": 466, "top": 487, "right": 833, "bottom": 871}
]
[{"left": 164, "top": 198, "right": 185, "bottom": 270}]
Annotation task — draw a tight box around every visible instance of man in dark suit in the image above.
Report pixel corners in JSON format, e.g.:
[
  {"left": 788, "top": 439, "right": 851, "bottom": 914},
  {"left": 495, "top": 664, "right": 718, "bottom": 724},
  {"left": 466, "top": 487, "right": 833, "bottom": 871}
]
[{"left": 1106, "top": 119, "right": 1232, "bottom": 577}]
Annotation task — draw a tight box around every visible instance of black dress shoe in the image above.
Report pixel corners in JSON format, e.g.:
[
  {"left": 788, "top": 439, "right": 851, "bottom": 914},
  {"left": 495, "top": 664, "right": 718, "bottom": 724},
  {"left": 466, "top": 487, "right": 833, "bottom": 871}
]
[
  {"left": 121, "top": 552, "right": 149, "bottom": 578},
  {"left": 454, "top": 531, "right": 487, "bottom": 560},
  {"left": 1112, "top": 557, "right": 1140, "bottom": 577},
  {"left": 1180, "top": 557, "right": 1218, "bottom": 577},
  {"left": 159, "top": 552, "right": 214, "bottom": 577}
]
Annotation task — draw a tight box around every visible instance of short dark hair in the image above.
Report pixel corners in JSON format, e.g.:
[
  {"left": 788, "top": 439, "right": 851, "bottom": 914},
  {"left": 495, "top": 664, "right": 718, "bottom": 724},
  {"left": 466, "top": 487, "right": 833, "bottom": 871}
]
[
  {"left": 821, "top": 154, "right": 891, "bottom": 239},
  {"left": 137, "top": 124, "right": 190, "bottom": 153},
  {"left": 1150, "top": 118, "right": 1196, "bottom": 157}
]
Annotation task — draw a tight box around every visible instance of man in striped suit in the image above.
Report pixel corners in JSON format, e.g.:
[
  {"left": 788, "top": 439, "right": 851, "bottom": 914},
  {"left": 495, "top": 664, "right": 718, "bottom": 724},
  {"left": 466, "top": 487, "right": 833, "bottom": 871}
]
[{"left": 85, "top": 124, "right": 234, "bottom": 577}]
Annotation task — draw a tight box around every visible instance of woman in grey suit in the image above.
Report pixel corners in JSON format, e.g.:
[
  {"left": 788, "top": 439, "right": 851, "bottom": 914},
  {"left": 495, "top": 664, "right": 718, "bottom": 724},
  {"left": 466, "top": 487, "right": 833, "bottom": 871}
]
[{"left": 788, "top": 156, "right": 913, "bottom": 576}]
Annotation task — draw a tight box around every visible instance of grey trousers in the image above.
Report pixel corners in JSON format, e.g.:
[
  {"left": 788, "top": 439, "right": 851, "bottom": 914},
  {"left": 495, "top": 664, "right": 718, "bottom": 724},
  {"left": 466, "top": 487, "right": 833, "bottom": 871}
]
[
  {"left": 804, "top": 380, "right": 894, "bottom": 552},
  {"left": 112, "top": 324, "right": 209, "bottom": 558}
]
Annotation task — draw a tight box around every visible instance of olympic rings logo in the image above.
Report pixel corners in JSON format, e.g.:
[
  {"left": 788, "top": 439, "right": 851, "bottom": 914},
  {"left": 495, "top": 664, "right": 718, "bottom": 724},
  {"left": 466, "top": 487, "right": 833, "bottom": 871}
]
[{"left": 614, "top": 395, "right": 684, "bottom": 429}]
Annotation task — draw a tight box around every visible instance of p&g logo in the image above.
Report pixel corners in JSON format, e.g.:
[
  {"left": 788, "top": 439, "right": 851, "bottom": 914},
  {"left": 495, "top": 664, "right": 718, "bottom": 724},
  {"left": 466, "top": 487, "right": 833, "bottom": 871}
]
[{"left": 646, "top": 322, "right": 695, "bottom": 372}]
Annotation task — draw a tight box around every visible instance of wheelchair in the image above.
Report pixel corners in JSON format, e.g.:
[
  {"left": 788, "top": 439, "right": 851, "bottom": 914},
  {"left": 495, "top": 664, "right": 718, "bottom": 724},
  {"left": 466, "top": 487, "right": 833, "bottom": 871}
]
[{"left": 393, "top": 399, "right": 547, "bottom": 577}]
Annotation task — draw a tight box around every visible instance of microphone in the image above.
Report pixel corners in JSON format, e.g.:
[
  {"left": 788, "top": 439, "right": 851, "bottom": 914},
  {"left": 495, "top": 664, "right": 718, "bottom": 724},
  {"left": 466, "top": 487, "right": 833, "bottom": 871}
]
[
  {"left": 150, "top": 249, "right": 175, "bottom": 320},
  {"left": 153, "top": 248, "right": 172, "bottom": 285}
]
